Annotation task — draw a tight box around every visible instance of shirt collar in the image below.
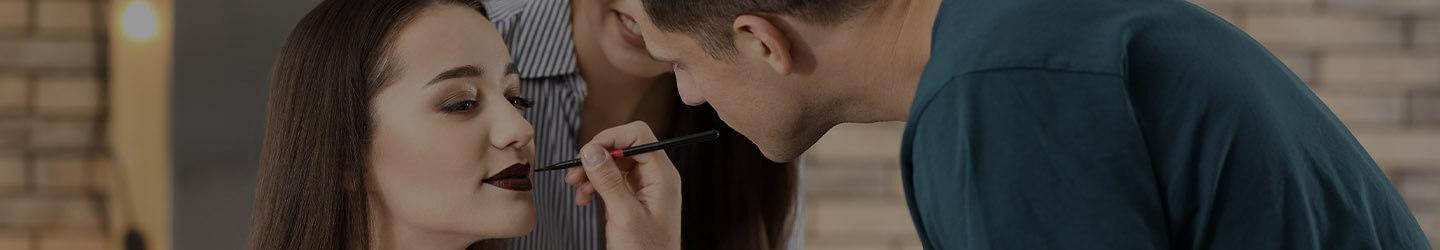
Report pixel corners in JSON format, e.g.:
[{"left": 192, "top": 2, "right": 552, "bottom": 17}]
[{"left": 504, "top": 0, "right": 578, "bottom": 78}]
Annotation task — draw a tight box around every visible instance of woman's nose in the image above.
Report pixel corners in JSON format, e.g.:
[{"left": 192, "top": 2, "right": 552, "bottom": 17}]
[{"left": 490, "top": 109, "right": 535, "bottom": 150}]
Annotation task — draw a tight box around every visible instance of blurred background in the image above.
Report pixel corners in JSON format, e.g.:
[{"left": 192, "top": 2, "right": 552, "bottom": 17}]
[{"left": 0, "top": 0, "right": 1434, "bottom": 249}]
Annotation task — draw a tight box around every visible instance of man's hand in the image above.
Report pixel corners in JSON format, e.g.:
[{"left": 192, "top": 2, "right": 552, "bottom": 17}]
[{"left": 566, "top": 121, "right": 681, "bottom": 250}]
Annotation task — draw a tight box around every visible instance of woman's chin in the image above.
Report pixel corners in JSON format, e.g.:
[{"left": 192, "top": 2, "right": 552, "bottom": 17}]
[
  {"left": 458, "top": 190, "right": 537, "bottom": 239},
  {"left": 601, "top": 42, "right": 670, "bottom": 77},
  {"left": 485, "top": 206, "right": 537, "bottom": 238}
]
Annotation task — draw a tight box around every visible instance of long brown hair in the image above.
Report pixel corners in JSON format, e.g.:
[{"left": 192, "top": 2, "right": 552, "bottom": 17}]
[
  {"left": 248, "top": 0, "right": 486, "bottom": 249},
  {"left": 666, "top": 98, "right": 798, "bottom": 250}
]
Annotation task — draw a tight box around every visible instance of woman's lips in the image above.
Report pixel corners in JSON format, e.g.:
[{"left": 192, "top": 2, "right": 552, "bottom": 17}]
[
  {"left": 482, "top": 163, "right": 532, "bottom": 191},
  {"left": 614, "top": 11, "right": 647, "bottom": 50}
]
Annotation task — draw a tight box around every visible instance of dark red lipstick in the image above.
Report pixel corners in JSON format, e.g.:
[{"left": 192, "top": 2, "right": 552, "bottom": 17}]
[{"left": 483, "top": 163, "right": 532, "bottom": 191}]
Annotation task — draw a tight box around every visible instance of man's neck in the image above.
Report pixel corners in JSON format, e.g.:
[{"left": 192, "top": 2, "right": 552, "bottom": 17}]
[{"left": 834, "top": 0, "right": 942, "bottom": 123}]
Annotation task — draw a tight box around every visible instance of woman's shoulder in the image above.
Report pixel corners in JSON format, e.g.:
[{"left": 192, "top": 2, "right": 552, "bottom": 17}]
[{"left": 482, "top": 0, "right": 527, "bottom": 32}]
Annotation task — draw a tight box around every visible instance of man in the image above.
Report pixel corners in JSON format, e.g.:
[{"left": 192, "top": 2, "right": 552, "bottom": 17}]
[
  {"left": 599, "top": 0, "right": 1434, "bottom": 248},
  {"left": 484, "top": 0, "right": 801, "bottom": 249}
]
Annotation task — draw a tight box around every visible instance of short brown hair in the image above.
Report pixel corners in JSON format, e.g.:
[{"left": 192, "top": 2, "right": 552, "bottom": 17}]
[
  {"left": 248, "top": 0, "right": 486, "bottom": 249},
  {"left": 642, "top": 0, "right": 873, "bottom": 60}
]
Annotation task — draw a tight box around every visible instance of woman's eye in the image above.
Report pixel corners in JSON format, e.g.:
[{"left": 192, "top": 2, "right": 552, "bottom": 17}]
[
  {"left": 441, "top": 100, "right": 478, "bottom": 113},
  {"left": 507, "top": 96, "right": 533, "bottom": 109}
]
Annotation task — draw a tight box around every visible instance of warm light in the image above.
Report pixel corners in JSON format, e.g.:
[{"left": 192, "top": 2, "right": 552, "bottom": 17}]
[{"left": 120, "top": 1, "right": 159, "bottom": 41}]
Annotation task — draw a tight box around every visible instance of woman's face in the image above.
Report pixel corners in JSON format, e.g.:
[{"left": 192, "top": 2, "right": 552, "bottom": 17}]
[
  {"left": 368, "top": 4, "right": 536, "bottom": 241},
  {"left": 574, "top": 0, "right": 670, "bottom": 78}
]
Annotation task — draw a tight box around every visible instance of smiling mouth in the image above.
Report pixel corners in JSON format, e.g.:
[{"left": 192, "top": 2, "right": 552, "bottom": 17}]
[
  {"left": 482, "top": 163, "right": 532, "bottom": 191},
  {"left": 614, "top": 10, "right": 647, "bottom": 49}
]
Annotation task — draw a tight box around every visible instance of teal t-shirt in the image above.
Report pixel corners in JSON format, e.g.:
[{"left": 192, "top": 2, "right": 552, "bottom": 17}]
[{"left": 900, "top": 0, "right": 1433, "bottom": 249}]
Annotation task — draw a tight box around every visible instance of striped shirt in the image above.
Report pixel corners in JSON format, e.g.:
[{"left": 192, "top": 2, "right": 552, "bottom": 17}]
[
  {"left": 487, "top": 0, "right": 598, "bottom": 249},
  {"left": 486, "top": 0, "right": 805, "bottom": 249}
]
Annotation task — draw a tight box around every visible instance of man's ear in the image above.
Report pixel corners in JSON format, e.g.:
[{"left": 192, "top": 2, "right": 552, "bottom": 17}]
[{"left": 732, "top": 15, "right": 793, "bottom": 75}]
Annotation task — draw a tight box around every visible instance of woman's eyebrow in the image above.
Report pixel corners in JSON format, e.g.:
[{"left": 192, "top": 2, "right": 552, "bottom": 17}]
[{"left": 426, "top": 65, "right": 482, "bottom": 87}]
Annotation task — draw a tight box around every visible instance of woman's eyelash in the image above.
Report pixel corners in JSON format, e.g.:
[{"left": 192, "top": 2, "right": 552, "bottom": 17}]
[
  {"left": 441, "top": 100, "right": 478, "bottom": 113},
  {"left": 507, "top": 96, "right": 533, "bottom": 109}
]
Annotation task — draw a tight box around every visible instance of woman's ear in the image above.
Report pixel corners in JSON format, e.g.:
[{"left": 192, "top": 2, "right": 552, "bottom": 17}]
[{"left": 732, "top": 15, "right": 793, "bottom": 75}]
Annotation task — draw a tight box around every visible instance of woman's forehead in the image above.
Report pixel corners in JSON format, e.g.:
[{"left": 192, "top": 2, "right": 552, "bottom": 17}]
[{"left": 389, "top": 5, "right": 509, "bottom": 80}]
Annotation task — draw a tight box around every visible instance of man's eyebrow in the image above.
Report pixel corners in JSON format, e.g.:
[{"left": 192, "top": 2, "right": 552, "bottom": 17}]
[
  {"left": 505, "top": 63, "right": 517, "bottom": 76},
  {"left": 426, "top": 65, "right": 482, "bottom": 87}
]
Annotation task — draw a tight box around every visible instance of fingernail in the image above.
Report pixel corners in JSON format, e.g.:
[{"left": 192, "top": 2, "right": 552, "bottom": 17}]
[{"left": 581, "top": 146, "right": 605, "bottom": 168}]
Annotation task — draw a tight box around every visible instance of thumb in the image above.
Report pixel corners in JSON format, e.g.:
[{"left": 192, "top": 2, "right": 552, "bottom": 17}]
[{"left": 578, "top": 145, "right": 641, "bottom": 214}]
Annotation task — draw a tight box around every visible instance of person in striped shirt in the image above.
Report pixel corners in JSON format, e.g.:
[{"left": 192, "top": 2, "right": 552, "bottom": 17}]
[{"left": 485, "top": 0, "right": 804, "bottom": 249}]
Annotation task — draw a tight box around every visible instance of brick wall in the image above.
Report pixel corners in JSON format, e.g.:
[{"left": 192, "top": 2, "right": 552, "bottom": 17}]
[
  {"left": 1, "top": 0, "right": 1436, "bottom": 249},
  {"left": 802, "top": 1, "right": 1440, "bottom": 249},
  {"left": 0, "top": 0, "right": 111, "bottom": 250}
]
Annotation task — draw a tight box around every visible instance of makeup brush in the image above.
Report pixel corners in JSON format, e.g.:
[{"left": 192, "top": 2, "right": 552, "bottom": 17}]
[{"left": 533, "top": 130, "right": 720, "bottom": 172}]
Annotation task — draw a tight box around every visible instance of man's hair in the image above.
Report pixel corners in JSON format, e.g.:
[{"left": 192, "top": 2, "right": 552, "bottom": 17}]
[{"left": 642, "top": 0, "right": 873, "bottom": 60}]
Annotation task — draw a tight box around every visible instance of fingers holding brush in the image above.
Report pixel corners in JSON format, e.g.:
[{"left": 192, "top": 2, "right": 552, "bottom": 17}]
[
  {"left": 569, "top": 121, "right": 681, "bottom": 250},
  {"left": 567, "top": 157, "right": 638, "bottom": 206}
]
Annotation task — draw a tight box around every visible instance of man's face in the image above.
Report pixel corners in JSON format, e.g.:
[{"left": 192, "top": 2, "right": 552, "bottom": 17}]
[{"left": 634, "top": 10, "right": 826, "bottom": 162}]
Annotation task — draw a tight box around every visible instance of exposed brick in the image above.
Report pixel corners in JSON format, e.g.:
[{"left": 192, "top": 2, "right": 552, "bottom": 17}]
[
  {"left": 49, "top": 198, "right": 100, "bottom": 231},
  {"left": 30, "top": 121, "right": 91, "bottom": 150},
  {"left": 0, "top": 195, "right": 100, "bottom": 233},
  {"left": 1274, "top": 52, "right": 1316, "bottom": 84},
  {"left": 35, "top": 1, "right": 94, "bottom": 34},
  {"left": 807, "top": 122, "right": 906, "bottom": 161},
  {"left": 33, "top": 153, "right": 87, "bottom": 191},
  {"left": 1326, "top": 0, "right": 1440, "bottom": 13},
  {"left": 1314, "top": 89, "right": 1407, "bottom": 127},
  {"left": 804, "top": 165, "right": 890, "bottom": 198},
  {"left": 1413, "top": 212, "right": 1440, "bottom": 246},
  {"left": 37, "top": 231, "right": 104, "bottom": 250},
  {"left": 808, "top": 198, "right": 917, "bottom": 243},
  {"left": 1419, "top": 19, "right": 1440, "bottom": 49},
  {"left": 805, "top": 242, "right": 894, "bottom": 250},
  {"left": 1198, "top": 6, "right": 1244, "bottom": 27},
  {"left": 1414, "top": 91, "right": 1440, "bottom": 126},
  {"left": 0, "top": 196, "right": 56, "bottom": 229},
  {"left": 1188, "top": 0, "right": 1314, "bottom": 9},
  {"left": 1243, "top": 12, "right": 1404, "bottom": 49},
  {"left": 0, "top": 39, "right": 97, "bottom": 70},
  {"left": 34, "top": 74, "right": 99, "bottom": 118},
  {"left": 1318, "top": 52, "right": 1440, "bottom": 89},
  {"left": 886, "top": 165, "right": 908, "bottom": 196},
  {"left": 0, "top": 121, "right": 26, "bottom": 149},
  {"left": 88, "top": 156, "right": 109, "bottom": 196},
  {"left": 0, "top": 231, "right": 30, "bottom": 250},
  {"left": 0, "top": 151, "right": 23, "bottom": 190},
  {"left": 0, "top": 73, "right": 27, "bottom": 116},
  {"left": 1398, "top": 173, "right": 1440, "bottom": 210},
  {"left": 0, "top": 1, "right": 27, "bottom": 33},
  {"left": 1353, "top": 130, "right": 1440, "bottom": 171}
]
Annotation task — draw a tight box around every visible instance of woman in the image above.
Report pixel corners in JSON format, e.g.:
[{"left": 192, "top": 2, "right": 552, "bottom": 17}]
[
  {"left": 248, "top": 0, "right": 677, "bottom": 249},
  {"left": 485, "top": 0, "right": 800, "bottom": 249}
]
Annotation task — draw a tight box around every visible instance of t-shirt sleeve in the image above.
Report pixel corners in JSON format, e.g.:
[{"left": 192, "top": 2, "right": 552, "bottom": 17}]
[{"left": 908, "top": 68, "right": 1168, "bottom": 249}]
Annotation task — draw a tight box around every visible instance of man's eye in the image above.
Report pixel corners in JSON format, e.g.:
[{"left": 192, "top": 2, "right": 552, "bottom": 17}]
[
  {"left": 507, "top": 96, "right": 533, "bottom": 109},
  {"left": 441, "top": 100, "right": 478, "bottom": 113}
]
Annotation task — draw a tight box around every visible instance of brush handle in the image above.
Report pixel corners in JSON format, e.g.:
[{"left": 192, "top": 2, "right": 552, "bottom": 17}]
[{"left": 533, "top": 130, "right": 720, "bottom": 172}]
